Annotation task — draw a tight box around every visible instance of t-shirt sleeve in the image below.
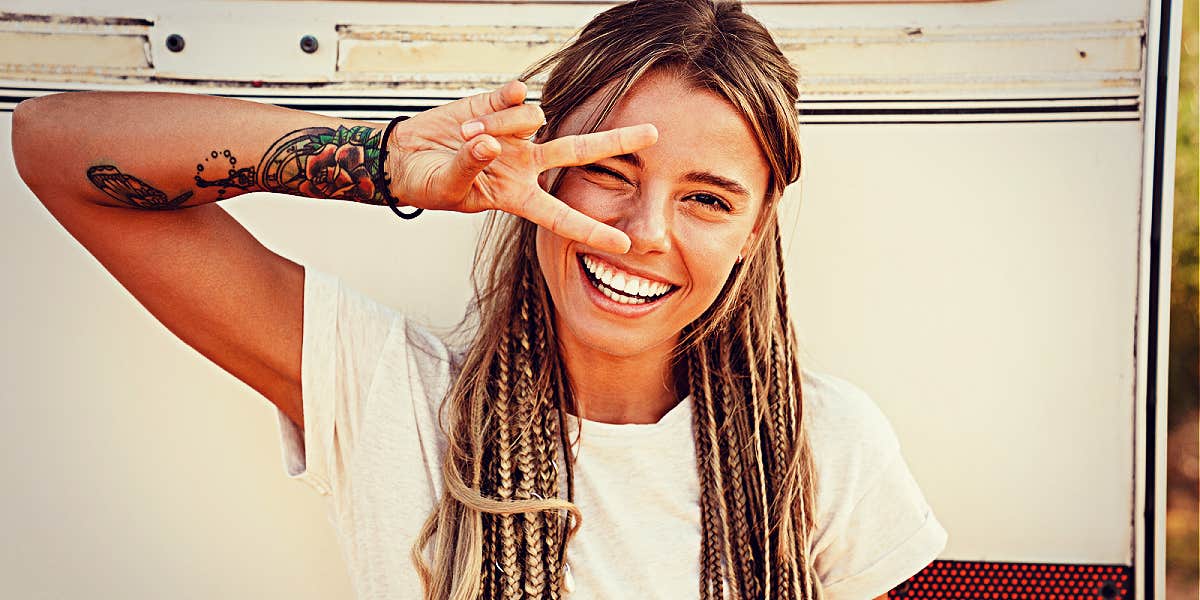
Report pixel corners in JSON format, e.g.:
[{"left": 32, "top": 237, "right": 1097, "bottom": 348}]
[
  {"left": 274, "top": 265, "right": 402, "bottom": 497},
  {"left": 805, "top": 372, "right": 949, "bottom": 600}
]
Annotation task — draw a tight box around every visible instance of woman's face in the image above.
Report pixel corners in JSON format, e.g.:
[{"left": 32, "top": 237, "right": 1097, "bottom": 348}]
[{"left": 535, "top": 69, "right": 771, "bottom": 358}]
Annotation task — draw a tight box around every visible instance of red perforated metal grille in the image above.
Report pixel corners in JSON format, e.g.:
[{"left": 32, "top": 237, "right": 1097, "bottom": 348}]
[{"left": 889, "top": 560, "right": 1134, "bottom": 599}]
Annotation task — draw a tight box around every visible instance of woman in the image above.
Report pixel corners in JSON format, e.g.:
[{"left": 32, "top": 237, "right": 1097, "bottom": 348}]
[{"left": 12, "top": 0, "right": 947, "bottom": 598}]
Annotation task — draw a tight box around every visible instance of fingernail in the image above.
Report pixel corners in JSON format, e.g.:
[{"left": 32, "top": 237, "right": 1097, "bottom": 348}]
[
  {"left": 472, "top": 138, "right": 498, "bottom": 160},
  {"left": 611, "top": 233, "right": 632, "bottom": 254},
  {"left": 461, "top": 121, "right": 484, "bottom": 138}
]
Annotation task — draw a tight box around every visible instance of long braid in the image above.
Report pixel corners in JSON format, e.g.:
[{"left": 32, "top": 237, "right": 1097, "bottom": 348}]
[
  {"left": 552, "top": 364, "right": 578, "bottom": 595},
  {"left": 465, "top": 247, "right": 573, "bottom": 600},
  {"left": 493, "top": 321, "right": 522, "bottom": 599},
  {"left": 775, "top": 232, "right": 824, "bottom": 600},
  {"left": 716, "top": 332, "right": 758, "bottom": 599},
  {"left": 698, "top": 336, "right": 738, "bottom": 593},
  {"left": 689, "top": 343, "right": 728, "bottom": 600},
  {"left": 478, "top": 324, "right": 513, "bottom": 596},
  {"left": 769, "top": 326, "right": 799, "bottom": 599},
  {"left": 514, "top": 259, "right": 549, "bottom": 597},
  {"left": 537, "top": 403, "right": 563, "bottom": 600},
  {"left": 766, "top": 229, "right": 800, "bottom": 599},
  {"left": 739, "top": 303, "right": 774, "bottom": 599},
  {"left": 537, "top": 330, "right": 566, "bottom": 600}
]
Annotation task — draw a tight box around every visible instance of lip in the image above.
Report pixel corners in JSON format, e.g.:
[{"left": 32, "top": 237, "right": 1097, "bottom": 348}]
[{"left": 576, "top": 254, "right": 678, "bottom": 317}]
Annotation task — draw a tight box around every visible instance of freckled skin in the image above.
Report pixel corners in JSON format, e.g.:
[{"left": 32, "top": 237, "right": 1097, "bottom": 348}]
[{"left": 535, "top": 69, "right": 770, "bottom": 380}]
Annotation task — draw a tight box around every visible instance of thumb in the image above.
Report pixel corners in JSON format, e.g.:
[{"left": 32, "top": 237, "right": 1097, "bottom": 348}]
[{"left": 434, "top": 134, "right": 501, "bottom": 201}]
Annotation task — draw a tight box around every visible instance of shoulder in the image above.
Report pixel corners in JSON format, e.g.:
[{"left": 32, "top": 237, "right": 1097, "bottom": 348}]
[
  {"left": 800, "top": 368, "right": 902, "bottom": 487},
  {"left": 799, "top": 368, "right": 906, "bottom": 529},
  {"left": 303, "top": 264, "right": 459, "bottom": 413},
  {"left": 394, "top": 317, "right": 460, "bottom": 398},
  {"left": 799, "top": 368, "right": 948, "bottom": 598}
]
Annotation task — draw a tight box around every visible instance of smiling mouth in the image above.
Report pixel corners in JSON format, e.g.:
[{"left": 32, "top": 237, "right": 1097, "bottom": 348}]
[{"left": 578, "top": 254, "right": 679, "bottom": 305}]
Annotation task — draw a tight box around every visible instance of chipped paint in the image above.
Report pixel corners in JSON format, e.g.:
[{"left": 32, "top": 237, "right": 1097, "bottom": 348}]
[
  {"left": 333, "top": 21, "right": 1145, "bottom": 97},
  {"left": 0, "top": 9, "right": 1148, "bottom": 99},
  {"left": 0, "top": 11, "right": 151, "bottom": 34},
  {"left": 0, "top": 31, "right": 150, "bottom": 70}
]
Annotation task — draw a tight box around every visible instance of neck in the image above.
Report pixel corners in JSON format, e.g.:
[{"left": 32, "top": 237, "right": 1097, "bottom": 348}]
[{"left": 557, "top": 328, "right": 680, "bottom": 425}]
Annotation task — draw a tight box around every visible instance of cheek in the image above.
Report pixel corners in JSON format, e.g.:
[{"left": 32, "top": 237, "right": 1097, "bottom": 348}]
[
  {"left": 534, "top": 225, "right": 556, "bottom": 285},
  {"left": 677, "top": 225, "right": 746, "bottom": 299},
  {"left": 681, "top": 220, "right": 745, "bottom": 267},
  {"left": 548, "top": 170, "right": 628, "bottom": 220}
]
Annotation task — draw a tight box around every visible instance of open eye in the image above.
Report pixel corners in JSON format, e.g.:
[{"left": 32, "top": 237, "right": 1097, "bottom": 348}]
[{"left": 688, "top": 192, "right": 732, "bottom": 212}]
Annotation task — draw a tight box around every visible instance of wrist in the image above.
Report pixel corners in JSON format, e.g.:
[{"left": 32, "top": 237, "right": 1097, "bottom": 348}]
[{"left": 375, "top": 115, "right": 423, "bottom": 220}]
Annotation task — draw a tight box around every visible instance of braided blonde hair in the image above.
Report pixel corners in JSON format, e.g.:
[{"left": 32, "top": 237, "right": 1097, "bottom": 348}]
[{"left": 414, "top": 1, "right": 822, "bottom": 598}]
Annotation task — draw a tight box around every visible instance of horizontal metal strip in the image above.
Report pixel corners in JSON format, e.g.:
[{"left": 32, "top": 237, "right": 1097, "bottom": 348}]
[
  {"left": 0, "top": 81, "right": 1140, "bottom": 105},
  {"left": 0, "top": 87, "right": 1141, "bottom": 123},
  {"left": 0, "top": 86, "right": 1140, "bottom": 107},
  {"left": 0, "top": 106, "right": 1138, "bottom": 126}
]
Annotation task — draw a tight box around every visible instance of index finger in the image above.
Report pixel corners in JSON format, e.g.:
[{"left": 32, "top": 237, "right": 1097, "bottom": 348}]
[
  {"left": 534, "top": 124, "right": 658, "bottom": 170},
  {"left": 517, "top": 189, "right": 632, "bottom": 254}
]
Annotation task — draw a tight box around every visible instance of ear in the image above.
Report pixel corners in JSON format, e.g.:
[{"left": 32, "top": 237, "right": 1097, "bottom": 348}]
[{"left": 738, "top": 224, "right": 760, "bottom": 262}]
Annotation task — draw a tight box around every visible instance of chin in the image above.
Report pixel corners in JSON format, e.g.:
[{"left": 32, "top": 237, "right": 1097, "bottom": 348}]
[{"left": 564, "top": 317, "right": 672, "bottom": 358}]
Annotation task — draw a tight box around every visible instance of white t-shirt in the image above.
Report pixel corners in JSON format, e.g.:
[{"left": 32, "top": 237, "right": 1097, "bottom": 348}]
[{"left": 275, "top": 266, "right": 948, "bottom": 600}]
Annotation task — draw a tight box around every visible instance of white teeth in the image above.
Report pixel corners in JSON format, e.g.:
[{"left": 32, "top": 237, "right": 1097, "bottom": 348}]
[
  {"left": 581, "top": 254, "right": 671, "bottom": 302},
  {"left": 599, "top": 264, "right": 615, "bottom": 287},
  {"left": 612, "top": 272, "right": 627, "bottom": 292},
  {"left": 599, "top": 283, "right": 646, "bottom": 305}
]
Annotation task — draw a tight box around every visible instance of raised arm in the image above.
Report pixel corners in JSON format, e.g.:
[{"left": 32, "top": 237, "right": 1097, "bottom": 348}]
[
  {"left": 11, "top": 82, "right": 657, "bottom": 431},
  {"left": 11, "top": 91, "right": 418, "bottom": 430}
]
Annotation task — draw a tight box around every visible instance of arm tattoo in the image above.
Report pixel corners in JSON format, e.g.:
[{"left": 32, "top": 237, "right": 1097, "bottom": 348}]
[
  {"left": 86, "top": 124, "right": 388, "bottom": 209},
  {"left": 254, "top": 125, "right": 386, "bottom": 204},
  {"left": 86, "top": 165, "right": 193, "bottom": 210}
]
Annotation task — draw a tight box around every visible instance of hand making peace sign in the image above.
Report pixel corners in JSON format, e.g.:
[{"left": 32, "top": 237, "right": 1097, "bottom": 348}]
[{"left": 381, "top": 80, "right": 658, "bottom": 255}]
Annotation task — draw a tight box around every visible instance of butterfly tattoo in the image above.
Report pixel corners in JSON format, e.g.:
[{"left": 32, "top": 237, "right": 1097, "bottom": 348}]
[{"left": 86, "top": 165, "right": 194, "bottom": 210}]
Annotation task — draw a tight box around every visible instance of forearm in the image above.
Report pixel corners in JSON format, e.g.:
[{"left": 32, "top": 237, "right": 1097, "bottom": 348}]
[{"left": 13, "top": 91, "right": 390, "bottom": 209}]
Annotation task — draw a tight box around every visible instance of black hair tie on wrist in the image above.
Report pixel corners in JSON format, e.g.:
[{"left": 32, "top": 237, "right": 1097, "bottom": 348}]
[{"left": 376, "top": 114, "right": 424, "bottom": 220}]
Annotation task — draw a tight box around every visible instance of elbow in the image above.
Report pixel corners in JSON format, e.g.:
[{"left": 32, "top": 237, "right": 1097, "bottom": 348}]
[
  {"left": 12, "top": 93, "right": 73, "bottom": 193},
  {"left": 11, "top": 95, "right": 48, "bottom": 191}
]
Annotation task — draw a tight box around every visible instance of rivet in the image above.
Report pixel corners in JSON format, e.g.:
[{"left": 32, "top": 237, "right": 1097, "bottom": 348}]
[
  {"left": 166, "top": 34, "right": 185, "bottom": 53},
  {"left": 300, "top": 35, "right": 319, "bottom": 54},
  {"left": 1098, "top": 580, "right": 1118, "bottom": 599}
]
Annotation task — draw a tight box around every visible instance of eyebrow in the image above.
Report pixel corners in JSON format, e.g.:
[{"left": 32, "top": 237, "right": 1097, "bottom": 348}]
[
  {"left": 608, "top": 153, "right": 752, "bottom": 199},
  {"left": 682, "top": 171, "right": 751, "bottom": 199},
  {"left": 611, "top": 153, "right": 643, "bottom": 169}
]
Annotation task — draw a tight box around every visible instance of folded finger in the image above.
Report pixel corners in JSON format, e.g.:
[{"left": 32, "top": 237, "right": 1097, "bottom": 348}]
[
  {"left": 466, "top": 80, "right": 528, "bottom": 119},
  {"left": 517, "top": 190, "right": 631, "bottom": 254},
  {"left": 461, "top": 103, "right": 545, "bottom": 140},
  {"left": 432, "top": 135, "right": 502, "bottom": 201},
  {"left": 534, "top": 123, "right": 658, "bottom": 169}
]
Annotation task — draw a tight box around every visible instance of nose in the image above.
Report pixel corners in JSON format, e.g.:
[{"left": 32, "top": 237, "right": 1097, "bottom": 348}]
[{"left": 616, "top": 185, "right": 672, "bottom": 254}]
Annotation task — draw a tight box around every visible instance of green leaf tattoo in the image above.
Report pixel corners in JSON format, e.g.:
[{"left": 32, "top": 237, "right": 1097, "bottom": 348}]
[{"left": 256, "top": 125, "right": 386, "bottom": 204}]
